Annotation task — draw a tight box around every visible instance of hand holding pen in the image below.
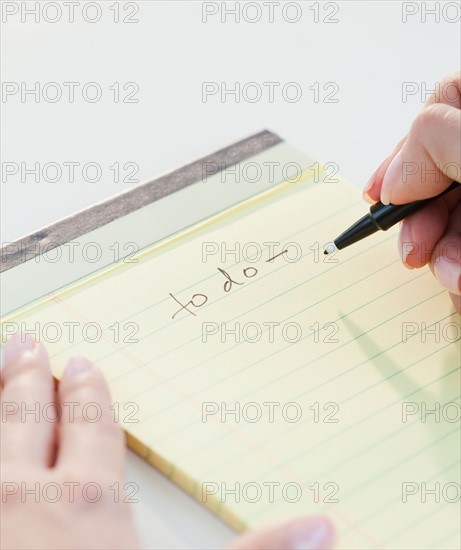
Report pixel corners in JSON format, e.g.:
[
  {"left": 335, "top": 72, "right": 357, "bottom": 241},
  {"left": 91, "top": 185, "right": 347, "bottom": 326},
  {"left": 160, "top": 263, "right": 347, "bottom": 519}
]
[{"left": 329, "top": 73, "right": 461, "bottom": 313}]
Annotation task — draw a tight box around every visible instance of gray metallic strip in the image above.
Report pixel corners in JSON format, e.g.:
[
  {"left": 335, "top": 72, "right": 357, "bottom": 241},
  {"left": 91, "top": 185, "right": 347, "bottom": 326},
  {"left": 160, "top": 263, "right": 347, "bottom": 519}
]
[{"left": 1, "top": 130, "right": 281, "bottom": 273}]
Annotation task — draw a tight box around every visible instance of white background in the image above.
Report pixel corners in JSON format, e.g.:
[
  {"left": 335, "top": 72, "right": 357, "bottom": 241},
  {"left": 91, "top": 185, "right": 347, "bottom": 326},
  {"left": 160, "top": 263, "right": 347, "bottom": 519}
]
[{"left": 1, "top": 1, "right": 460, "bottom": 548}]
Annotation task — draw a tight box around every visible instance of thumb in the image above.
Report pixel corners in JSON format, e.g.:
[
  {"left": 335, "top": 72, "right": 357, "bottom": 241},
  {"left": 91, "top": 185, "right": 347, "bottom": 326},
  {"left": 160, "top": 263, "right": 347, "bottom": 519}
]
[
  {"left": 380, "top": 102, "right": 461, "bottom": 205},
  {"left": 228, "top": 516, "right": 335, "bottom": 550}
]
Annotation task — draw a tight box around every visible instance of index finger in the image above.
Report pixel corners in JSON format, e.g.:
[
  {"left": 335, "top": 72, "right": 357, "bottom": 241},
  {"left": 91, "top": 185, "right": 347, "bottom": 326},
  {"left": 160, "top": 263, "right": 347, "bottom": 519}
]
[{"left": 364, "top": 73, "right": 461, "bottom": 204}]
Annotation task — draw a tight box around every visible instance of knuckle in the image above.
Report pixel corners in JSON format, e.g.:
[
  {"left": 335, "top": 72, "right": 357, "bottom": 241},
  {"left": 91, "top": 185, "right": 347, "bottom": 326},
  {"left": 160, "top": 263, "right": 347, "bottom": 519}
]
[
  {"left": 100, "top": 418, "right": 125, "bottom": 448},
  {"left": 413, "top": 103, "right": 446, "bottom": 133},
  {"left": 426, "top": 72, "right": 461, "bottom": 106}
]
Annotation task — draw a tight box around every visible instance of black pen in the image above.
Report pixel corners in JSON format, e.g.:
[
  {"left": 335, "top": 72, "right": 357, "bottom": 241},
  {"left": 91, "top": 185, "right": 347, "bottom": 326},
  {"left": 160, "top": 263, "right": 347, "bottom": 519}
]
[{"left": 324, "top": 181, "right": 460, "bottom": 255}]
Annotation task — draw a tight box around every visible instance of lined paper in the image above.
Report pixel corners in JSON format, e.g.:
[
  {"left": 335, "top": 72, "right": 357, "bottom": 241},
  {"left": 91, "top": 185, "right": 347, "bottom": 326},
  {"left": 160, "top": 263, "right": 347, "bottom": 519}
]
[{"left": 2, "top": 176, "right": 460, "bottom": 549}]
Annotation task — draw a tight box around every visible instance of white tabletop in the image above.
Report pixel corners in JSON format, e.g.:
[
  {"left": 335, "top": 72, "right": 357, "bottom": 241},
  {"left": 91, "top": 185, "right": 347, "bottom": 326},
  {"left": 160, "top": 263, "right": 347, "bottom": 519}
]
[{"left": 2, "top": 2, "right": 459, "bottom": 548}]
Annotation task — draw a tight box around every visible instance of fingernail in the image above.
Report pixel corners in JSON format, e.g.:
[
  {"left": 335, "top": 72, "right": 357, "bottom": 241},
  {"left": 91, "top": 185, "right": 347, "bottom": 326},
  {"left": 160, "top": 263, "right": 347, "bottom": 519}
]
[
  {"left": 2, "top": 333, "right": 36, "bottom": 366},
  {"left": 65, "top": 357, "right": 93, "bottom": 377},
  {"left": 381, "top": 150, "right": 403, "bottom": 205},
  {"left": 290, "top": 517, "right": 335, "bottom": 550},
  {"left": 362, "top": 166, "right": 380, "bottom": 203},
  {"left": 363, "top": 179, "right": 376, "bottom": 204},
  {"left": 398, "top": 220, "right": 416, "bottom": 268},
  {"left": 433, "top": 257, "right": 461, "bottom": 296}
]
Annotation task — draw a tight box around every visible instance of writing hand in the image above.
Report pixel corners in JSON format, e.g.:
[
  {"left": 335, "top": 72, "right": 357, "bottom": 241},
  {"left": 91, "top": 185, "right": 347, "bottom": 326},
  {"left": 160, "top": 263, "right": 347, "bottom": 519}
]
[{"left": 362, "top": 72, "right": 461, "bottom": 313}]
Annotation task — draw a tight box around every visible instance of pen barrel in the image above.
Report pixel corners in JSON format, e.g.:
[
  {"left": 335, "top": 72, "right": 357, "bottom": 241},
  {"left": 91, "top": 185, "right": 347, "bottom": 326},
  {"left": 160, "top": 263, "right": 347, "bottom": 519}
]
[
  {"left": 370, "top": 200, "right": 426, "bottom": 230},
  {"left": 370, "top": 181, "right": 460, "bottom": 231}
]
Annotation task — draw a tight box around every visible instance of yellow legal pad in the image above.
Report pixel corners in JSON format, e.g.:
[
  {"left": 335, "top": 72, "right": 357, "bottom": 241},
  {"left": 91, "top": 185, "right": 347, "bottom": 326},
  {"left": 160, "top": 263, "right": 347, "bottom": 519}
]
[{"left": 2, "top": 171, "right": 460, "bottom": 549}]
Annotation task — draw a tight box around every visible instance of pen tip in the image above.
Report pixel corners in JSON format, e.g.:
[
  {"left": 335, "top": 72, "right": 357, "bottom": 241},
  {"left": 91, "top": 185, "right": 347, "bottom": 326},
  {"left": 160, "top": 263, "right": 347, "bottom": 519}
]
[{"left": 324, "top": 243, "right": 337, "bottom": 255}]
